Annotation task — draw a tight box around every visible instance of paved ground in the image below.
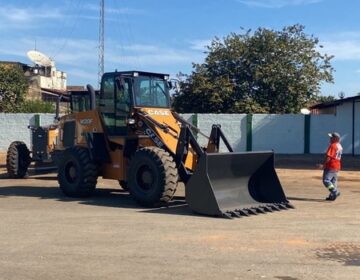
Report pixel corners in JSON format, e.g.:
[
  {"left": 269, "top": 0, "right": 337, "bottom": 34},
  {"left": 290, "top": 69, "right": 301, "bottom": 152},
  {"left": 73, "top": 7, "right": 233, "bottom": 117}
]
[{"left": 0, "top": 152, "right": 359, "bottom": 280}]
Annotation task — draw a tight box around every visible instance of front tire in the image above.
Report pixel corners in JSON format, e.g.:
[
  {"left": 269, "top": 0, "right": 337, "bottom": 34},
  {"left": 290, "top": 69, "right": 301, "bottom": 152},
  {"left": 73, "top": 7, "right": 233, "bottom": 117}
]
[
  {"left": 127, "top": 147, "right": 178, "bottom": 207},
  {"left": 58, "top": 147, "right": 98, "bottom": 197},
  {"left": 6, "top": 141, "right": 31, "bottom": 178}
]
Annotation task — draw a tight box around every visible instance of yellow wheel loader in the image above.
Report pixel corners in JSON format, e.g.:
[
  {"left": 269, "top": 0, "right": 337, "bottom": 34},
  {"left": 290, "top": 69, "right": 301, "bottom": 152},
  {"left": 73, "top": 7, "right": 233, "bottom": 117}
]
[
  {"left": 52, "top": 71, "right": 293, "bottom": 218},
  {"left": 6, "top": 89, "right": 97, "bottom": 179}
]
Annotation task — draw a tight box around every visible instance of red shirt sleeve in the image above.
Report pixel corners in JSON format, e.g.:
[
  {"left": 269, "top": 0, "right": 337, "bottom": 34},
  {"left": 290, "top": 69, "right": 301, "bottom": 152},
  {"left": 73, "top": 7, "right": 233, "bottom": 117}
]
[{"left": 326, "top": 143, "right": 337, "bottom": 159}]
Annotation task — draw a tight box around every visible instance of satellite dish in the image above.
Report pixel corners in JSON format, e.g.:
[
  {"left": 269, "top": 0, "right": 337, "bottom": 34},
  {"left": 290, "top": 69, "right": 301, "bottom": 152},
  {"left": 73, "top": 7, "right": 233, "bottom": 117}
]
[
  {"left": 300, "top": 108, "right": 311, "bottom": 115},
  {"left": 27, "top": 50, "right": 52, "bottom": 67}
]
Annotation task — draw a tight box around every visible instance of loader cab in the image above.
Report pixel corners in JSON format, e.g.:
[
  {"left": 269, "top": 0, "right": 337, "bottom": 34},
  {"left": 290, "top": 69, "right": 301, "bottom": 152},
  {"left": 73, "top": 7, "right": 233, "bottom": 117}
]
[
  {"left": 99, "top": 71, "right": 171, "bottom": 135},
  {"left": 70, "top": 91, "right": 97, "bottom": 113}
]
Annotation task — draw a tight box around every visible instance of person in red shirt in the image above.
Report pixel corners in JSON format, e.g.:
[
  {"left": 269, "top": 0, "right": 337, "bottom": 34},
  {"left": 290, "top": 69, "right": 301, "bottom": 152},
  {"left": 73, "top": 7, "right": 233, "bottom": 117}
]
[{"left": 322, "top": 132, "right": 343, "bottom": 201}]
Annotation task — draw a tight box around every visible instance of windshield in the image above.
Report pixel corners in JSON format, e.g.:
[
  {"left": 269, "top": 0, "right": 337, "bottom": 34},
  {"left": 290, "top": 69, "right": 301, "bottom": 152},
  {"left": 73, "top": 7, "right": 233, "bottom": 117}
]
[
  {"left": 71, "top": 93, "right": 93, "bottom": 112},
  {"left": 133, "top": 76, "right": 170, "bottom": 108}
]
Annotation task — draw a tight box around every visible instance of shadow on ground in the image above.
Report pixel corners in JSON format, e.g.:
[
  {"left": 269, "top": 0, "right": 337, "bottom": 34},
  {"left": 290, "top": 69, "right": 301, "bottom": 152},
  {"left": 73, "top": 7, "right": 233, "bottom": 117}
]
[
  {"left": 287, "top": 196, "right": 326, "bottom": 203},
  {"left": 0, "top": 184, "right": 200, "bottom": 217},
  {"left": 315, "top": 242, "right": 360, "bottom": 266}
]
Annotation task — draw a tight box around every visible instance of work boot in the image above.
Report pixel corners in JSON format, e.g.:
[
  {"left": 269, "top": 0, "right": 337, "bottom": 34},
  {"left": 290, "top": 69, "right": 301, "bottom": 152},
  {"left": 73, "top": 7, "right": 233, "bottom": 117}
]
[{"left": 326, "top": 191, "right": 340, "bottom": 201}]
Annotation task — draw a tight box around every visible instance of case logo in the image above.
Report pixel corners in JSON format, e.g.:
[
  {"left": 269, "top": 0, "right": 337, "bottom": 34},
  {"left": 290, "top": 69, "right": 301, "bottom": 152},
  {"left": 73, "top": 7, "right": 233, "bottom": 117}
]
[
  {"left": 147, "top": 110, "right": 170, "bottom": 116},
  {"left": 79, "top": 118, "right": 93, "bottom": 125}
]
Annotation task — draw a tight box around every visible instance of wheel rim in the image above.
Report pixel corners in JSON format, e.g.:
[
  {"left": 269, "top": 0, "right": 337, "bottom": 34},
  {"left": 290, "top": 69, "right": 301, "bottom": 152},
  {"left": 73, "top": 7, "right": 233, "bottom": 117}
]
[
  {"left": 64, "top": 161, "right": 78, "bottom": 183},
  {"left": 136, "top": 165, "right": 155, "bottom": 191}
]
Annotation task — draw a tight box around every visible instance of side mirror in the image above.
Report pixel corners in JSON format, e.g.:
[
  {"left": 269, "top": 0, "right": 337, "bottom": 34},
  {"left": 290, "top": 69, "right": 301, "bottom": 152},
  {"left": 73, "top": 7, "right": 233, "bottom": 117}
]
[{"left": 168, "top": 79, "right": 180, "bottom": 93}]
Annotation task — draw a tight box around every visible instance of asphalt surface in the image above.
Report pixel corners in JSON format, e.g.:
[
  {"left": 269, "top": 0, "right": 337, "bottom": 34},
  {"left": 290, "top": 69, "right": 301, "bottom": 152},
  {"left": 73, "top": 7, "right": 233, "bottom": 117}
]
[{"left": 0, "top": 156, "right": 359, "bottom": 280}]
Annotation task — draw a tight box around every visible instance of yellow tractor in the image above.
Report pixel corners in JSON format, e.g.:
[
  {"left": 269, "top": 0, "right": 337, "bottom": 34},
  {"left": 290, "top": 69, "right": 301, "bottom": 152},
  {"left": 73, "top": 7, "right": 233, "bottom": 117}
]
[{"left": 52, "top": 71, "right": 293, "bottom": 218}]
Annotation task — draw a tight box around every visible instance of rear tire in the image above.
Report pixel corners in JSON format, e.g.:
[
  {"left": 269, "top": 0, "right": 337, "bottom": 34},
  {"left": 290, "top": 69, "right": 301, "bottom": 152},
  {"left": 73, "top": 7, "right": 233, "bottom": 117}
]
[
  {"left": 58, "top": 146, "right": 98, "bottom": 197},
  {"left": 127, "top": 147, "right": 178, "bottom": 207},
  {"left": 6, "top": 141, "right": 31, "bottom": 178}
]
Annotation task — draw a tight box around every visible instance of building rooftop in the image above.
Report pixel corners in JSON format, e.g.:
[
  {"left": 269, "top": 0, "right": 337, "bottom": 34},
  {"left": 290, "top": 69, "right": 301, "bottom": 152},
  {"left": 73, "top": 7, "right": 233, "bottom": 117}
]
[{"left": 310, "top": 95, "right": 360, "bottom": 109}]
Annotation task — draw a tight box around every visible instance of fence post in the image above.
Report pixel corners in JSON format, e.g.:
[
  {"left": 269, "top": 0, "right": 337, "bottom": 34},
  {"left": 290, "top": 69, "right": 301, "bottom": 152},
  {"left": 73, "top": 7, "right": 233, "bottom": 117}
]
[
  {"left": 34, "top": 114, "right": 40, "bottom": 127},
  {"left": 304, "top": 114, "right": 311, "bottom": 154},
  {"left": 246, "top": 114, "right": 252, "bottom": 151},
  {"left": 192, "top": 113, "right": 198, "bottom": 140}
]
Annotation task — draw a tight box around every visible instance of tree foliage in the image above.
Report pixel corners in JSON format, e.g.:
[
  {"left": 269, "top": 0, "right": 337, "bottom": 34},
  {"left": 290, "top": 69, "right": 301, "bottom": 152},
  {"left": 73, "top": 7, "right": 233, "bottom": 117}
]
[
  {"left": 18, "top": 99, "right": 55, "bottom": 113},
  {"left": 0, "top": 64, "right": 55, "bottom": 113},
  {"left": 173, "top": 24, "right": 334, "bottom": 113},
  {"left": 0, "top": 64, "right": 28, "bottom": 112}
]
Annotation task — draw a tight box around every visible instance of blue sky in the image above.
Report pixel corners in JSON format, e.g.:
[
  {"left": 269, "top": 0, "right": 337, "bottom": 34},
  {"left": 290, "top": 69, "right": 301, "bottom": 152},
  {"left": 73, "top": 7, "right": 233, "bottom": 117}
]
[{"left": 1, "top": 0, "right": 360, "bottom": 97}]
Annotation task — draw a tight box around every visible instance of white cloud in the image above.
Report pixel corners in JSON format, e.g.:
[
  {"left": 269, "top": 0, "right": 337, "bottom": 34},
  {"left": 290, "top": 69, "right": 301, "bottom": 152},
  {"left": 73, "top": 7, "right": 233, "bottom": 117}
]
[
  {"left": 67, "top": 68, "right": 96, "bottom": 80},
  {"left": 238, "top": 0, "right": 322, "bottom": 8},
  {"left": 0, "top": 35, "right": 204, "bottom": 85},
  {"left": 0, "top": 37, "right": 97, "bottom": 67},
  {"left": 83, "top": 3, "right": 143, "bottom": 15},
  {"left": 321, "top": 40, "right": 360, "bottom": 61},
  {"left": 189, "top": 40, "right": 212, "bottom": 51},
  {"left": 107, "top": 42, "right": 204, "bottom": 68},
  {"left": 0, "top": 5, "right": 62, "bottom": 24}
]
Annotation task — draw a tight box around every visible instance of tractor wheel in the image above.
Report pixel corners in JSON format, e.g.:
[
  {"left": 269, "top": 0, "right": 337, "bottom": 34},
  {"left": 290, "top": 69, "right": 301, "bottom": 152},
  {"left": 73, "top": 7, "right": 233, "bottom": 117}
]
[
  {"left": 118, "top": 180, "right": 129, "bottom": 191},
  {"left": 6, "top": 141, "right": 31, "bottom": 178},
  {"left": 127, "top": 147, "right": 178, "bottom": 207},
  {"left": 58, "top": 146, "right": 98, "bottom": 197}
]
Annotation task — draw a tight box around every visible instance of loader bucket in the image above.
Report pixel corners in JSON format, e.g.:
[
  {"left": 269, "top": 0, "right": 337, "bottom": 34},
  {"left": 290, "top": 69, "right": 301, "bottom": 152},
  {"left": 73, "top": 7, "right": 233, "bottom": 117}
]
[{"left": 185, "top": 151, "right": 293, "bottom": 218}]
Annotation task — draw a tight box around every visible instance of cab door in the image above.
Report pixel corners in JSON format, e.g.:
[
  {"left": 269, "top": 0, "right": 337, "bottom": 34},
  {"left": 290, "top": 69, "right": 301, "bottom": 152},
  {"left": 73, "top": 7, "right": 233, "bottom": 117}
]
[{"left": 99, "top": 74, "right": 132, "bottom": 135}]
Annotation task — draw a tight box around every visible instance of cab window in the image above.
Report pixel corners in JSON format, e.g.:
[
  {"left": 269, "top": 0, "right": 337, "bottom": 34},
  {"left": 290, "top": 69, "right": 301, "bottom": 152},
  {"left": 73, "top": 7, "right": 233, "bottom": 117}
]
[{"left": 134, "top": 77, "right": 170, "bottom": 108}]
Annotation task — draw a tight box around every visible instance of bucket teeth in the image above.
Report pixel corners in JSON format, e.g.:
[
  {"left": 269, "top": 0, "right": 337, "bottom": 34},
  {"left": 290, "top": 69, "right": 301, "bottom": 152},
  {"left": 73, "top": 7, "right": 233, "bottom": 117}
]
[
  {"left": 269, "top": 204, "right": 281, "bottom": 211},
  {"left": 285, "top": 203, "right": 295, "bottom": 209},
  {"left": 246, "top": 208, "right": 258, "bottom": 215},
  {"left": 277, "top": 203, "right": 288, "bottom": 210},
  {"left": 231, "top": 211, "right": 242, "bottom": 218},
  {"left": 255, "top": 207, "right": 266, "bottom": 214},
  {"left": 237, "top": 209, "right": 249, "bottom": 216},
  {"left": 261, "top": 206, "right": 273, "bottom": 212},
  {"left": 219, "top": 201, "right": 294, "bottom": 219},
  {"left": 223, "top": 211, "right": 243, "bottom": 218},
  {"left": 222, "top": 212, "right": 233, "bottom": 219}
]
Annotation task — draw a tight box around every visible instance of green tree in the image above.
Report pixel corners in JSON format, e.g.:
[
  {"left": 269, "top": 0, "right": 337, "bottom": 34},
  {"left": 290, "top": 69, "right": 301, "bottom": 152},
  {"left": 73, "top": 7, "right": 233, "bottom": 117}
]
[
  {"left": 0, "top": 64, "right": 28, "bottom": 112},
  {"left": 173, "top": 24, "right": 334, "bottom": 113},
  {"left": 0, "top": 64, "right": 55, "bottom": 113},
  {"left": 18, "top": 99, "right": 55, "bottom": 113}
]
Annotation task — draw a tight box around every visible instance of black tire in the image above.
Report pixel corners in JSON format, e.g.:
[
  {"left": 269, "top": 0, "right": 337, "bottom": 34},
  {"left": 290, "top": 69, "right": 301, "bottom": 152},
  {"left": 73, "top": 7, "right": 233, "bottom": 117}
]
[
  {"left": 58, "top": 146, "right": 98, "bottom": 197},
  {"left": 127, "top": 147, "right": 178, "bottom": 207},
  {"left": 6, "top": 141, "right": 31, "bottom": 178},
  {"left": 118, "top": 180, "right": 129, "bottom": 191}
]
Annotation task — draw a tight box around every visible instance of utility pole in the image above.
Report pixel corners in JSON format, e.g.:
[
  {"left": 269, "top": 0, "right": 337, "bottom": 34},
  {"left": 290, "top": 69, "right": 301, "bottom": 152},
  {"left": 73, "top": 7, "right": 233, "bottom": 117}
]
[{"left": 98, "top": 0, "right": 104, "bottom": 86}]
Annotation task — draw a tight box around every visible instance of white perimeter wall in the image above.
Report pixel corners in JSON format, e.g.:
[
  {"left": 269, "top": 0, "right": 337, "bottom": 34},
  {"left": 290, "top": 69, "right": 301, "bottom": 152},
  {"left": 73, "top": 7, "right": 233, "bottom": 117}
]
[
  {"left": 355, "top": 102, "right": 360, "bottom": 155},
  {"left": 309, "top": 115, "right": 335, "bottom": 154},
  {"left": 0, "top": 112, "right": 358, "bottom": 154},
  {"left": 252, "top": 114, "right": 304, "bottom": 154},
  {"left": 197, "top": 114, "right": 247, "bottom": 152},
  {"left": 309, "top": 102, "right": 360, "bottom": 154},
  {"left": 0, "top": 114, "right": 56, "bottom": 151}
]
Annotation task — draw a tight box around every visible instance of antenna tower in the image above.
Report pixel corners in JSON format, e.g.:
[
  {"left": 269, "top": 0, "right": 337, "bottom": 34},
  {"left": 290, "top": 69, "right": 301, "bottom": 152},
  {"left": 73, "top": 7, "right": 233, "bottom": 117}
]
[{"left": 98, "top": 0, "right": 104, "bottom": 85}]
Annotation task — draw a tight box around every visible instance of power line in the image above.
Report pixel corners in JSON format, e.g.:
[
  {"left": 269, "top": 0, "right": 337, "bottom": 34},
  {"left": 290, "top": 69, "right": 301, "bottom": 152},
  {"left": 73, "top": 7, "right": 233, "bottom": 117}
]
[{"left": 52, "top": 0, "right": 85, "bottom": 59}]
